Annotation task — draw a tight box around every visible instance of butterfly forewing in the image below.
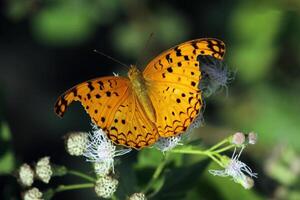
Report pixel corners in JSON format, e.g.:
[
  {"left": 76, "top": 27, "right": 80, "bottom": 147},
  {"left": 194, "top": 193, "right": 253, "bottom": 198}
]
[{"left": 143, "top": 38, "right": 226, "bottom": 137}]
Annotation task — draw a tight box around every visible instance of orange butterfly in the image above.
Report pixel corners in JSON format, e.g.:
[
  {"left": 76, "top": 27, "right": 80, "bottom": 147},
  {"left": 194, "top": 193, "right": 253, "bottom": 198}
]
[{"left": 54, "top": 38, "right": 225, "bottom": 149}]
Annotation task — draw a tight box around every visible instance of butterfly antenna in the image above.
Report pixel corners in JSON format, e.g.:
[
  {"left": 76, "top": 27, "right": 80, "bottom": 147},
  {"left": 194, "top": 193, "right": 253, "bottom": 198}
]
[
  {"left": 135, "top": 32, "right": 155, "bottom": 67},
  {"left": 93, "top": 50, "right": 129, "bottom": 68}
]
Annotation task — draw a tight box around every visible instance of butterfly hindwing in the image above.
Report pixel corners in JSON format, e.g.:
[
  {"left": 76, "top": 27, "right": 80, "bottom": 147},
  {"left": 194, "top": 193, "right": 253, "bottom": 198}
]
[
  {"left": 54, "top": 76, "right": 159, "bottom": 149},
  {"left": 104, "top": 92, "right": 159, "bottom": 149}
]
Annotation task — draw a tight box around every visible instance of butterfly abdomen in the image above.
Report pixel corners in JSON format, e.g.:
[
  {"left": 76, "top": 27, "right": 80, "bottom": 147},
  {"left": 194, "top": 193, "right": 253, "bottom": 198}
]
[{"left": 128, "top": 65, "right": 157, "bottom": 123}]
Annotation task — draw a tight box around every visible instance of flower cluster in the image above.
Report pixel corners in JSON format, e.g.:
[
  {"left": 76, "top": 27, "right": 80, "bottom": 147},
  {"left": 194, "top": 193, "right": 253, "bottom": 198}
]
[
  {"left": 65, "top": 132, "right": 89, "bottom": 156},
  {"left": 128, "top": 193, "right": 147, "bottom": 200},
  {"left": 209, "top": 147, "right": 257, "bottom": 189},
  {"left": 83, "top": 126, "right": 131, "bottom": 176},
  {"left": 17, "top": 156, "right": 53, "bottom": 199},
  {"left": 209, "top": 132, "right": 258, "bottom": 189},
  {"left": 23, "top": 187, "right": 43, "bottom": 200},
  {"left": 35, "top": 157, "right": 52, "bottom": 183},
  {"left": 18, "top": 164, "right": 34, "bottom": 187},
  {"left": 94, "top": 175, "right": 119, "bottom": 199}
]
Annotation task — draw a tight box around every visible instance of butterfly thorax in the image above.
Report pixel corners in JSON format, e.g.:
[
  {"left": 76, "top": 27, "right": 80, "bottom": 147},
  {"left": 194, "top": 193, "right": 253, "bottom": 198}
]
[{"left": 128, "top": 65, "right": 156, "bottom": 122}]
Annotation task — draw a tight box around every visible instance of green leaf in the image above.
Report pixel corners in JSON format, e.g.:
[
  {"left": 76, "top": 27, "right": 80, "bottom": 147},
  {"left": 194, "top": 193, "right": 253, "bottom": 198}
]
[
  {"left": 0, "top": 122, "right": 16, "bottom": 174},
  {"left": 152, "top": 159, "right": 210, "bottom": 200},
  {"left": 136, "top": 148, "right": 164, "bottom": 168}
]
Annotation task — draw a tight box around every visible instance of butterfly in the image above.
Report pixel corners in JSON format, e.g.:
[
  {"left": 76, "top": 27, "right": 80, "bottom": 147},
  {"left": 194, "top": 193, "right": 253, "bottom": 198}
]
[{"left": 54, "top": 38, "right": 226, "bottom": 149}]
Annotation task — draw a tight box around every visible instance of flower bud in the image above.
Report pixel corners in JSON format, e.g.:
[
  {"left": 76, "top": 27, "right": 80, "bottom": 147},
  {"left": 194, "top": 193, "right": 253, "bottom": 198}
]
[
  {"left": 18, "top": 163, "right": 34, "bottom": 187},
  {"left": 23, "top": 187, "right": 43, "bottom": 200},
  {"left": 65, "top": 132, "right": 88, "bottom": 156},
  {"left": 128, "top": 193, "right": 147, "bottom": 200},
  {"left": 231, "top": 132, "right": 245, "bottom": 145},
  {"left": 241, "top": 176, "right": 254, "bottom": 189},
  {"left": 248, "top": 132, "right": 257, "bottom": 145},
  {"left": 94, "top": 176, "right": 118, "bottom": 199},
  {"left": 35, "top": 157, "right": 52, "bottom": 184}
]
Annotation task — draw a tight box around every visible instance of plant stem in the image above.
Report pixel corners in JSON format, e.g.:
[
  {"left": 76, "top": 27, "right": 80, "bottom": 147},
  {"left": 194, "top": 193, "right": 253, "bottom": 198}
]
[
  {"left": 207, "top": 153, "right": 224, "bottom": 167},
  {"left": 170, "top": 148, "right": 225, "bottom": 167},
  {"left": 169, "top": 148, "right": 208, "bottom": 156},
  {"left": 214, "top": 144, "right": 235, "bottom": 153},
  {"left": 55, "top": 183, "right": 94, "bottom": 193},
  {"left": 208, "top": 137, "right": 229, "bottom": 151},
  {"left": 143, "top": 154, "right": 169, "bottom": 193},
  {"left": 67, "top": 170, "right": 96, "bottom": 182}
]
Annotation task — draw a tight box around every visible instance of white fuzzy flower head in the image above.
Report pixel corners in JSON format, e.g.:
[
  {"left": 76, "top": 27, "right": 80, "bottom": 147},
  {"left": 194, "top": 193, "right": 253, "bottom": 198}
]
[
  {"left": 35, "top": 157, "right": 52, "bottom": 184},
  {"left": 128, "top": 193, "right": 147, "bottom": 200},
  {"left": 155, "top": 135, "right": 182, "bottom": 152},
  {"left": 94, "top": 176, "right": 118, "bottom": 199},
  {"left": 94, "top": 162, "right": 111, "bottom": 177},
  {"left": 209, "top": 148, "right": 257, "bottom": 189},
  {"left": 65, "top": 132, "right": 88, "bottom": 156},
  {"left": 23, "top": 187, "right": 43, "bottom": 200},
  {"left": 84, "top": 126, "right": 131, "bottom": 173},
  {"left": 231, "top": 132, "right": 246, "bottom": 145},
  {"left": 18, "top": 163, "right": 34, "bottom": 187},
  {"left": 248, "top": 132, "right": 257, "bottom": 145}
]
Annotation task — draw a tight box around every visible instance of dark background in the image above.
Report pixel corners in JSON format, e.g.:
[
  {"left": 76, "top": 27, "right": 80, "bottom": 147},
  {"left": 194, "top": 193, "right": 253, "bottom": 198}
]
[{"left": 1, "top": 0, "right": 300, "bottom": 199}]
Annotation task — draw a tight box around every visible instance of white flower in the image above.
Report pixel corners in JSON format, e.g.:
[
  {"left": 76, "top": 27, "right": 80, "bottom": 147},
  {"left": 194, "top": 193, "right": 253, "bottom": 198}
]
[
  {"left": 155, "top": 135, "right": 182, "bottom": 152},
  {"left": 83, "top": 126, "right": 131, "bottom": 174},
  {"left": 128, "top": 193, "right": 147, "bottom": 200},
  {"left": 94, "top": 176, "right": 118, "bottom": 199},
  {"left": 65, "top": 132, "right": 88, "bottom": 156},
  {"left": 209, "top": 147, "right": 257, "bottom": 189},
  {"left": 113, "top": 72, "right": 119, "bottom": 77},
  {"left": 23, "top": 187, "right": 43, "bottom": 200},
  {"left": 94, "top": 162, "right": 111, "bottom": 177},
  {"left": 35, "top": 157, "right": 52, "bottom": 184},
  {"left": 18, "top": 163, "right": 34, "bottom": 187}
]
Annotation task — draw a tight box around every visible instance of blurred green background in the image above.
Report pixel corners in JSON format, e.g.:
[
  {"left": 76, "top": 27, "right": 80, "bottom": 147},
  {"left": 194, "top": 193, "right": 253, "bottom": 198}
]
[{"left": 1, "top": 0, "right": 300, "bottom": 199}]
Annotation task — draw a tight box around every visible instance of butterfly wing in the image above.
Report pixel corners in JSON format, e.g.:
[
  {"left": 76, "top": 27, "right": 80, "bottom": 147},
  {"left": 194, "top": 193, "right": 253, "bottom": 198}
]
[
  {"left": 54, "top": 76, "right": 159, "bottom": 149},
  {"left": 143, "top": 38, "right": 226, "bottom": 137}
]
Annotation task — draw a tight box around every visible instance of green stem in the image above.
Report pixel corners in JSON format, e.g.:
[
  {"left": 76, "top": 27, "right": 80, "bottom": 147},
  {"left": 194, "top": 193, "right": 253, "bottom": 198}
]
[
  {"left": 67, "top": 170, "right": 96, "bottom": 182},
  {"left": 143, "top": 154, "right": 169, "bottom": 193},
  {"left": 55, "top": 183, "right": 94, "bottom": 193},
  {"left": 169, "top": 147, "right": 225, "bottom": 167},
  {"left": 207, "top": 153, "right": 224, "bottom": 167},
  {"left": 208, "top": 137, "right": 230, "bottom": 151},
  {"left": 214, "top": 144, "right": 235, "bottom": 153},
  {"left": 169, "top": 148, "right": 208, "bottom": 156}
]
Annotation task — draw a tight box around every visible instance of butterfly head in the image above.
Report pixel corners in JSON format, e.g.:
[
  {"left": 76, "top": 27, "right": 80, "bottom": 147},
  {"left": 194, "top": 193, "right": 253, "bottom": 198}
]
[{"left": 128, "top": 65, "right": 143, "bottom": 81}]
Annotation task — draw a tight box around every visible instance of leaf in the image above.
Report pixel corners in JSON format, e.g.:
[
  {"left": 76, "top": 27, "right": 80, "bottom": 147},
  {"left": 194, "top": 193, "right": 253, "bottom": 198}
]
[
  {"left": 0, "top": 122, "right": 16, "bottom": 174},
  {"left": 136, "top": 148, "right": 164, "bottom": 168},
  {"left": 152, "top": 159, "right": 210, "bottom": 200}
]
